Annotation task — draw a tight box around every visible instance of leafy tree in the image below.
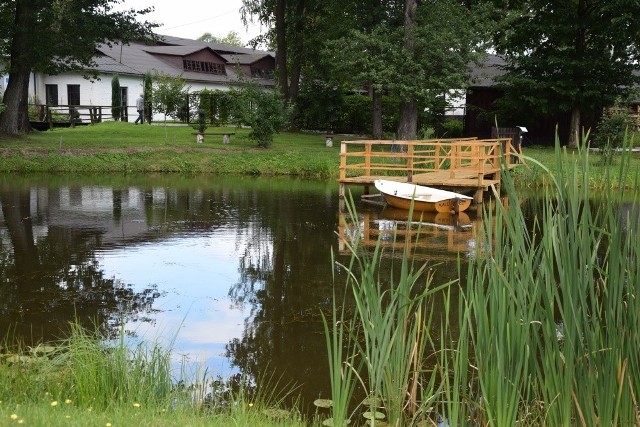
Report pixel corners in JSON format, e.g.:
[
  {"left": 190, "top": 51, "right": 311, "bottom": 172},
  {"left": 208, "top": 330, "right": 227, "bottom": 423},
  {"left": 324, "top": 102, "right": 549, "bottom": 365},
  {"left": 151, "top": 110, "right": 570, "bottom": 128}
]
[
  {"left": 151, "top": 72, "right": 190, "bottom": 137},
  {"left": 111, "top": 75, "right": 121, "bottom": 121},
  {"left": 231, "top": 84, "right": 287, "bottom": 148},
  {"left": 0, "top": 0, "right": 157, "bottom": 135},
  {"left": 241, "top": 0, "right": 306, "bottom": 127},
  {"left": 322, "top": 0, "right": 489, "bottom": 139},
  {"left": 198, "top": 31, "right": 245, "bottom": 47},
  {"left": 324, "top": 25, "right": 403, "bottom": 138},
  {"left": 493, "top": 0, "right": 640, "bottom": 147}
]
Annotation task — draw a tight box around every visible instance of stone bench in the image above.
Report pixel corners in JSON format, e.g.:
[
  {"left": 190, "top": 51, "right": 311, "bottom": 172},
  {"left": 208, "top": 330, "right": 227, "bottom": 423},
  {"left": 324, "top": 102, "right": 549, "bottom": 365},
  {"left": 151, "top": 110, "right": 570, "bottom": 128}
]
[
  {"left": 192, "top": 132, "right": 235, "bottom": 144},
  {"left": 322, "top": 133, "right": 334, "bottom": 147}
]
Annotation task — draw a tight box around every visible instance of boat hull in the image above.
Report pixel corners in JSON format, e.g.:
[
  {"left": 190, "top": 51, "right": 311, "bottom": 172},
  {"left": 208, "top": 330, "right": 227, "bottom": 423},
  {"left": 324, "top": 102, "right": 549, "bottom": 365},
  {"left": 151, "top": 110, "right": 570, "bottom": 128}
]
[{"left": 380, "top": 193, "right": 472, "bottom": 213}]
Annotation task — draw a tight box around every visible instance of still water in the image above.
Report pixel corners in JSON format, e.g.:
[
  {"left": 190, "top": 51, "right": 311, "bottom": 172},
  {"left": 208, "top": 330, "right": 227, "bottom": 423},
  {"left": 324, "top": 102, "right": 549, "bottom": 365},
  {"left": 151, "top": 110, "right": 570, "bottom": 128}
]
[{"left": 0, "top": 174, "right": 481, "bottom": 407}]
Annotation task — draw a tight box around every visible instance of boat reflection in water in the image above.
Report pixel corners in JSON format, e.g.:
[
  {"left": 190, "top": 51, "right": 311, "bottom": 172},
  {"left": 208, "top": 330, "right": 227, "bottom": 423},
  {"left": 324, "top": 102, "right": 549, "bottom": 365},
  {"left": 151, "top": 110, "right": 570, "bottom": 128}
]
[{"left": 338, "top": 206, "right": 481, "bottom": 262}]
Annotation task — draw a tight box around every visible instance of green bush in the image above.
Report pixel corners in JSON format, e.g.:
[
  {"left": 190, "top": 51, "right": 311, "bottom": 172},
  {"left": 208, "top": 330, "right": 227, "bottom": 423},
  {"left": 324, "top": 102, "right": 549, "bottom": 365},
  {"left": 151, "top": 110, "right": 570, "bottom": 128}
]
[
  {"left": 441, "top": 118, "right": 463, "bottom": 137},
  {"left": 198, "top": 89, "right": 213, "bottom": 123},
  {"left": 594, "top": 112, "right": 630, "bottom": 148},
  {"left": 214, "top": 91, "right": 235, "bottom": 126},
  {"left": 111, "top": 75, "right": 121, "bottom": 121},
  {"left": 294, "top": 87, "right": 403, "bottom": 136},
  {"left": 593, "top": 110, "right": 631, "bottom": 165},
  {"left": 231, "top": 85, "right": 288, "bottom": 148},
  {"left": 143, "top": 72, "right": 153, "bottom": 124}
]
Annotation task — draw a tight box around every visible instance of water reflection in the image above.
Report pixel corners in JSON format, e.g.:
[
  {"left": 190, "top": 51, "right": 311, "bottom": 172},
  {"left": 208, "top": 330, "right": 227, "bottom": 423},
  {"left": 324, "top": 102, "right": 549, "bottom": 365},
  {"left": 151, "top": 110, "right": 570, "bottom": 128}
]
[
  {"left": 0, "top": 175, "right": 482, "bottom": 409},
  {"left": 338, "top": 208, "right": 481, "bottom": 262}
]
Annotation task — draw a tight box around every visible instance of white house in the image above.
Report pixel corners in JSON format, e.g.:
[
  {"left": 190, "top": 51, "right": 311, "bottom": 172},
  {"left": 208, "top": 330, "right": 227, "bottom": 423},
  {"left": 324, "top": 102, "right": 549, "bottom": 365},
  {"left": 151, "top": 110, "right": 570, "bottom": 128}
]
[{"left": 1, "top": 34, "right": 275, "bottom": 122}]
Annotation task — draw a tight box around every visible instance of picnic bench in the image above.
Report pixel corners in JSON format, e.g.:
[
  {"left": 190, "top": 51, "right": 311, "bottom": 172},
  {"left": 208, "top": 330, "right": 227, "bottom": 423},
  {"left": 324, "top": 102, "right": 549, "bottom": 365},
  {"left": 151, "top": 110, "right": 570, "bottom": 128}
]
[{"left": 192, "top": 132, "right": 235, "bottom": 144}]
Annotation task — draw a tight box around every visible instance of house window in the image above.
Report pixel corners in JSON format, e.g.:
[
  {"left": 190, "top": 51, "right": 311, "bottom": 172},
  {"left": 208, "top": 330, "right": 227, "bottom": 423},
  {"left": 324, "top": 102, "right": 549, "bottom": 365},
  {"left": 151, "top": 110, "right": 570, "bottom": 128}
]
[
  {"left": 67, "top": 84, "right": 80, "bottom": 105},
  {"left": 45, "top": 84, "right": 59, "bottom": 106},
  {"left": 251, "top": 67, "right": 274, "bottom": 78},
  {"left": 183, "top": 60, "right": 226, "bottom": 75}
]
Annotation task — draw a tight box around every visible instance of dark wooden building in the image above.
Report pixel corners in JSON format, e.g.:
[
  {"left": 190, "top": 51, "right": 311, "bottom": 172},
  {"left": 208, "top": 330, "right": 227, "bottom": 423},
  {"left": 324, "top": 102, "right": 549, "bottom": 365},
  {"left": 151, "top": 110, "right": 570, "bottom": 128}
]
[{"left": 463, "top": 55, "right": 595, "bottom": 146}]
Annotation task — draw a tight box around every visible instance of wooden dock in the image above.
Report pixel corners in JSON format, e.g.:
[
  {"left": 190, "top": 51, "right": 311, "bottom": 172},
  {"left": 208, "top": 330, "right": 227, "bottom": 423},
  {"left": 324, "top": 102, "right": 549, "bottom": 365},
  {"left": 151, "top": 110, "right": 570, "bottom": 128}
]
[{"left": 338, "top": 137, "right": 521, "bottom": 203}]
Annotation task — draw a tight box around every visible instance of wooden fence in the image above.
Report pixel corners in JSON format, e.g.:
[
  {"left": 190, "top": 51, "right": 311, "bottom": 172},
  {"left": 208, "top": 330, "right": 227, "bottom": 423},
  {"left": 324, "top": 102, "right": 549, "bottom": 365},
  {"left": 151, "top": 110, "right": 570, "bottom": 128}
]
[{"left": 31, "top": 104, "right": 129, "bottom": 128}]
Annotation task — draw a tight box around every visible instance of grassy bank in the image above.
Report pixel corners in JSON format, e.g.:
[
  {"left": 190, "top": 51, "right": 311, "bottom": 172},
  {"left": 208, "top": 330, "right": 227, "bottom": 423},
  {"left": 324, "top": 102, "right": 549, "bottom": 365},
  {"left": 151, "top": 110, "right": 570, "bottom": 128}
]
[
  {"left": 0, "top": 122, "right": 338, "bottom": 178},
  {"left": 1, "top": 122, "right": 639, "bottom": 188},
  {"left": 0, "top": 324, "right": 306, "bottom": 427},
  {"left": 513, "top": 145, "right": 640, "bottom": 189}
]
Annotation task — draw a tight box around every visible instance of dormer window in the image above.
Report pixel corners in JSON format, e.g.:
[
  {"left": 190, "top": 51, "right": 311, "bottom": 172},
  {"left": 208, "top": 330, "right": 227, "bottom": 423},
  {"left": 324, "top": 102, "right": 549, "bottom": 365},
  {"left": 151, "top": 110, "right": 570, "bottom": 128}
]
[{"left": 183, "top": 59, "right": 226, "bottom": 75}]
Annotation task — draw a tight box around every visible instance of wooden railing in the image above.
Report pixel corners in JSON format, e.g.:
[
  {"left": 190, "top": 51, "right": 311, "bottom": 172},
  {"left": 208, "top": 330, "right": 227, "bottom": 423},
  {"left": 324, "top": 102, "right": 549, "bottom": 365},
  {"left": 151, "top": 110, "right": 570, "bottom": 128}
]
[
  {"left": 338, "top": 137, "right": 519, "bottom": 182},
  {"left": 31, "top": 104, "right": 129, "bottom": 127}
]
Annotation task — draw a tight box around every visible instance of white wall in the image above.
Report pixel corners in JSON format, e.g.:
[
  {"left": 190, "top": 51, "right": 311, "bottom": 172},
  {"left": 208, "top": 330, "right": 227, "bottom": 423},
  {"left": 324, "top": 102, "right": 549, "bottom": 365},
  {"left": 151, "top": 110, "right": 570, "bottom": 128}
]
[
  {"left": 30, "top": 72, "right": 235, "bottom": 122},
  {"left": 445, "top": 89, "right": 467, "bottom": 117}
]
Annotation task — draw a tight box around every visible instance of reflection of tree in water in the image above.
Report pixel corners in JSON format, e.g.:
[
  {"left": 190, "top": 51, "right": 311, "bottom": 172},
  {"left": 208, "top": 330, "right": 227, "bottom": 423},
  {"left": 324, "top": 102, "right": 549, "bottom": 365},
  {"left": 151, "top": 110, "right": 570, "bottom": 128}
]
[
  {"left": 0, "top": 186, "right": 161, "bottom": 344},
  {"left": 225, "top": 188, "right": 343, "bottom": 409}
]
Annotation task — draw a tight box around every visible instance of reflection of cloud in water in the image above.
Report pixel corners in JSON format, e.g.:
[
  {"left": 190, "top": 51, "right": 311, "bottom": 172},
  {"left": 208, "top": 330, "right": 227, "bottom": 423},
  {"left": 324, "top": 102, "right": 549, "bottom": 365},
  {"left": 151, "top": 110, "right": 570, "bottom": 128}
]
[
  {"left": 97, "top": 229, "right": 266, "bottom": 378},
  {"left": 130, "top": 298, "right": 248, "bottom": 377},
  {"left": 181, "top": 300, "right": 247, "bottom": 345}
]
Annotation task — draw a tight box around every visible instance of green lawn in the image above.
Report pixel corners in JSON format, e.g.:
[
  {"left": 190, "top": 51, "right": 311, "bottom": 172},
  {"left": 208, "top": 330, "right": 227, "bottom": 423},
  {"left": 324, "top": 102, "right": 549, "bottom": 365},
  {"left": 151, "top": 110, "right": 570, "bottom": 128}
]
[
  {"left": 1, "top": 122, "right": 638, "bottom": 188},
  {"left": 0, "top": 122, "right": 340, "bottom": 177}
]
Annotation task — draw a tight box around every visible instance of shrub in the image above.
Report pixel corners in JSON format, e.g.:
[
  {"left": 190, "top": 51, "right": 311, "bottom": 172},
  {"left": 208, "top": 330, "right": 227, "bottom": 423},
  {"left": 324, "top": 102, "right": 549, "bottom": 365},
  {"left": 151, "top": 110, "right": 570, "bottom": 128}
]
[
  {"left": 111, "top": 75, "right": 121, "bottom": 121},
  {"left": 197, "top": 109, "right": 207, "bottom": 133},
  {"left": 143, "top": 72, "right": 153, "bottom": 124},
  {"left": 593, "top": 110, "right": 631, "bottom": 165},
  {"left": 231, "top": 84, "right": 287, "bottom": 148},
  {"left": 198, "top": 89, "right": 213, "bottom": 124},
  {"left": 441, "top": 118, "right": 463, "bottom": 137}
]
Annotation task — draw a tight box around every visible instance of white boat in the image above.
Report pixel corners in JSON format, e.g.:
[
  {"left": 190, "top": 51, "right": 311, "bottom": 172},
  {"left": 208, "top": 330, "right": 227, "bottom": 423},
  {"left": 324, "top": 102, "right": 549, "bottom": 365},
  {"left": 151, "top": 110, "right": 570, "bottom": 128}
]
[{"left": 374, "top": 179, "right": 473, "bottom": 213}]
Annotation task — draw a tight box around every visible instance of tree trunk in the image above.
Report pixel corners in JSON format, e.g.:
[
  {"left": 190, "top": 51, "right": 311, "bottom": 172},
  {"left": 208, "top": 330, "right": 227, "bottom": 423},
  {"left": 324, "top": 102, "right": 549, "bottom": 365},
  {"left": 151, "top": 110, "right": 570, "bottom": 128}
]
[
  {"left": 397, "top": 0, "right": 418, "bottom": 140},
  {"left": 398, "top": 99, "right": 418, "bottom": 140},
  {"left": 0, "top": 68, "right": 32, "bottom": 135},
  {"left": 371, "top": 86, "right": 383, "bottom": 139},
  {"left": 0, "top": 0, "right": 35, "bottom": 135},
  {"left": 275, "top": 0, "right": 288, "bottom": 102},
  {"left": 568, "top": 107, "right": 581, "bottom": 148},
  {"left": 0, "top": 187, "right": 39, "bottom": 274},
  {"left": 286, "top": 0, "right": 306, "bottom": 129}
]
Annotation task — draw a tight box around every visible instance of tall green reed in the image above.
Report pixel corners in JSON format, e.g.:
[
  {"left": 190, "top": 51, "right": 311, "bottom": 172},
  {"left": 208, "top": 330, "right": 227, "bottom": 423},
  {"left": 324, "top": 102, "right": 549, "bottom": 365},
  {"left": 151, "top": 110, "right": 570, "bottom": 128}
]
[
  {"left": 0, "top": 322, "right": 191, "bottom": 410},
  {"left": 63, "top": 322, "right": 176, "bottom": 409},
  {"left": 328, "top": 196, "right": 453, "bottom": 426},
  {"left": 461, "top": 135, "right": 640, "bottom": 425},
  {"left": 327, "top": 134, "right": 639, "bottom": 427}
]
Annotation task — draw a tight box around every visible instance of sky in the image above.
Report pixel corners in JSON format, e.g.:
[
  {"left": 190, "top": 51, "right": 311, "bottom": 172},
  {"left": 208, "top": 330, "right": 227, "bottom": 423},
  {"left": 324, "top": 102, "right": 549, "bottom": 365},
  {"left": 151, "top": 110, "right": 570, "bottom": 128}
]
[{"left": 120, "top": 0, "right": 265, "bottom": 46}]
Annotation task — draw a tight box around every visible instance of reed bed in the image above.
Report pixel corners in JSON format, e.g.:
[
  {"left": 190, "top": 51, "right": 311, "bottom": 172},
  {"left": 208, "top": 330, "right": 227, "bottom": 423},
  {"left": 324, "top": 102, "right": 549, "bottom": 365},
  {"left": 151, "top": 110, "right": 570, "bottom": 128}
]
[{"left": 326, "top": 136, "right": 640, "bottom": 426}]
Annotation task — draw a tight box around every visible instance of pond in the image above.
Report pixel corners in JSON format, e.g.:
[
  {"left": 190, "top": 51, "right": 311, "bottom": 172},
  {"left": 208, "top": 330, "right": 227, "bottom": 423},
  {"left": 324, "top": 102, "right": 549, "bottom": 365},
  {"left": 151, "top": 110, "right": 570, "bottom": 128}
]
[{"left": 0, "top": 174, "right": 489, "bottom": 409}]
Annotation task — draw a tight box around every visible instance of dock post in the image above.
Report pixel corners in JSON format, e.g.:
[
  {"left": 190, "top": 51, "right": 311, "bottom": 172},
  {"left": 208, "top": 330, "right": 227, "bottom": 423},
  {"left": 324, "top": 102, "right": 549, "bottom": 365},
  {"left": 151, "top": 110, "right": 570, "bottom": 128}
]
[
  {"left": 474, "top": 188, "right": 484, "bottom": 204},
  {"left": 339, "top": 183, "right": 345, "bottom": 199}
]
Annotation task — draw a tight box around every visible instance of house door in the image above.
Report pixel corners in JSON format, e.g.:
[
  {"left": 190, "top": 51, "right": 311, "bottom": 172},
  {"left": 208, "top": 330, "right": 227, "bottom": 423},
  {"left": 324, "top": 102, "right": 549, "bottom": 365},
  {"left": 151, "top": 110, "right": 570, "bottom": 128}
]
[
  {"left": 45, "top": 84, "right": 59, "bottom": 106},
  {"left": 120, "top": 87, "right": 128, "bottom": 121},
  {"left": 67, "top": 84, "right": 80, "bottom": 106}
]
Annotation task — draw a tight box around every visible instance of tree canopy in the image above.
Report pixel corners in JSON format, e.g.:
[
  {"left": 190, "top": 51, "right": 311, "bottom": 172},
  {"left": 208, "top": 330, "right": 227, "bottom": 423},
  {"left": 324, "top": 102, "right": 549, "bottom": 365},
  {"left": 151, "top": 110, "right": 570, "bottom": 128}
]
[
  {"left": 242, "top": 0, "right": 490, "bottom": 138},
  {"left": 0, "top": 0, "right": 157, "bottom": 135},
  {"left": 493, "top": 0, "right": 640, "bottom": 146},
  {"left": 197, "top": 31, "right": 245, "bottom": 47}
]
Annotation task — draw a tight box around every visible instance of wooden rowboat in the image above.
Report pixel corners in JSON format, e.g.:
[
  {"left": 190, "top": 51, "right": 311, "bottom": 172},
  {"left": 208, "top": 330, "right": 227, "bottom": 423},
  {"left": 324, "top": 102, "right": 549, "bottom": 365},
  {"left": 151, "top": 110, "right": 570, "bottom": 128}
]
[{"left": 374, "top": 179, "right": 473, "bottom": 213}]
